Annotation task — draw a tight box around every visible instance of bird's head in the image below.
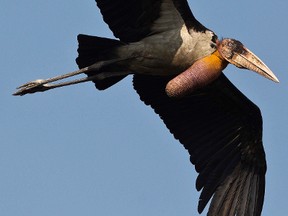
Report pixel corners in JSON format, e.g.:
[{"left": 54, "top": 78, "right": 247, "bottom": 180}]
[
  {"left": 217, "top": 38, "right": 279, "bottom": 82},
  {"left": 166, "top": 38, "right": 279, "bottom": 98}
]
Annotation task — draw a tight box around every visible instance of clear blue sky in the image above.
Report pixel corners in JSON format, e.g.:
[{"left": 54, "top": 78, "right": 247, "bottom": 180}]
[{"left": 1, "top": 1, "right": 287, "bottom": 215}]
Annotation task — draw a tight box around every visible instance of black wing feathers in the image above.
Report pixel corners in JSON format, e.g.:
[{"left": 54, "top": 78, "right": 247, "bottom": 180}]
[
  {"left": 95, "top": 0, "right": 162, "bottom": 42},
  {"left": 133, "top": 74, "right": 266, "bottom": 216},
  {"left": 95, "top": 0, "right": 208, "bottom": 42},
  {"left": 172, "top": 0, "right": 206, "bottom": 32},
  {"left": 92, "top": 1, "right": 266, "bottom": 215}
]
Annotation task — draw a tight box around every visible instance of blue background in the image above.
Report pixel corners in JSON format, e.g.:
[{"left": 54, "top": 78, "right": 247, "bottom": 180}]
[{"left": 1, "top": 1, "right": 287, "bottom": 215}]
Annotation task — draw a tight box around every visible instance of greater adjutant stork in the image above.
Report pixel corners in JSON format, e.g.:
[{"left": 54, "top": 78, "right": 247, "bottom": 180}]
[{"left": 14, "top": 0, "right": 279, "bottom": 215}]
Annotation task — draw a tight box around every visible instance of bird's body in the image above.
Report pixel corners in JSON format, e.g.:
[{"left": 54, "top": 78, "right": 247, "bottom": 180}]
[
  {"left": 81, "top": 27, "right": 215, "bottom": 75},
  {"left": 77, "top": 0, "right": 217, "bottom": 84},
  {"left": 14, "top": 0, "right": 279, "bottom": 215}
]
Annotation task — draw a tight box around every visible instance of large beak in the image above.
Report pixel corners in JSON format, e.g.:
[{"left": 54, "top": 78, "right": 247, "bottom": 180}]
[{"left": 218, "top": 38, "right": 279, "bottom": 83}]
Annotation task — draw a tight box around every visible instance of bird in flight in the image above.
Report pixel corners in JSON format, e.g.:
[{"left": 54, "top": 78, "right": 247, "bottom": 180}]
[{"left": 14, "top": 0, "right": 279, "bottom": 215}]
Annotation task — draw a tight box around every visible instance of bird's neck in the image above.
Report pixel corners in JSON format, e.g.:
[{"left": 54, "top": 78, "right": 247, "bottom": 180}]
[
  {"left": 203, "top": 50, "right": 228, "bottom": 72},
  {"left": 166, "top": 50, "right": 228, "bottom": 97}
]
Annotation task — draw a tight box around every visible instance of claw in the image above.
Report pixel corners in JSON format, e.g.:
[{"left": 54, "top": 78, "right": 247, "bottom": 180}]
[
  {"left": 16, "top": 79, "right": 45, "bottom": 89},
  {"left": 13, "top": 79, "right": 50, "bottom": 96}
]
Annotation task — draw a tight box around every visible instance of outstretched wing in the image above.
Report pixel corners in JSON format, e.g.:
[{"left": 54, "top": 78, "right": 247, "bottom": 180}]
[
  {"left": 133, "top": 74, "right": 266, "bottom": 216},
  {"left": 95, "top": 0, "right": 206, "bottom": 42}
]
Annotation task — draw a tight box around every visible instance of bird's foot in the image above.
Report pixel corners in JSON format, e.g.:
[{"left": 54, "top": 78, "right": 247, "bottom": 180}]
[{"left": 13, "top": 79, "right": 50, "bottom": 96}]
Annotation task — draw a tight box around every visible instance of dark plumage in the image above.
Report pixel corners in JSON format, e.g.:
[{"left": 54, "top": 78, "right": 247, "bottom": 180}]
[{"left": 133, "top": 74, "right": 266, "bottom": 215}]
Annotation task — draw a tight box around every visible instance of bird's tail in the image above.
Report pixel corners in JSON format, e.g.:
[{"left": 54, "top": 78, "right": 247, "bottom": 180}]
[{"left": 76, "top": 34, "right": 127, "bottom": 90}]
